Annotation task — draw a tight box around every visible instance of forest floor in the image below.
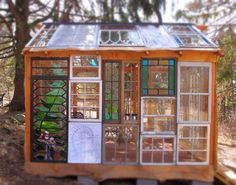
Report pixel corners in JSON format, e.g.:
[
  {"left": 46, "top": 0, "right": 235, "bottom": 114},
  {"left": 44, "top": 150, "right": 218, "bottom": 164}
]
[{"left": 0, "top": 108, "right": 235, "bottom": 185}]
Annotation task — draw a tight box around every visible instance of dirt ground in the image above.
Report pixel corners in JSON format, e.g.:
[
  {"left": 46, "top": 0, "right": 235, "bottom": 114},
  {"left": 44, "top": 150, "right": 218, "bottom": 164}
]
[{"left": 0, "top": 110, "right": 235, "bottom": 185}]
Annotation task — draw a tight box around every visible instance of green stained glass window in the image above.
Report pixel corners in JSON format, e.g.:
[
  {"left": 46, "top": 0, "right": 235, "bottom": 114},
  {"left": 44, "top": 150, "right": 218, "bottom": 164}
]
[
  {"left": 141, "top": 59, "right": 175, "bottom": 96},
  {"left": 103, "top": 62, "right": 120, "bottom": 122}
]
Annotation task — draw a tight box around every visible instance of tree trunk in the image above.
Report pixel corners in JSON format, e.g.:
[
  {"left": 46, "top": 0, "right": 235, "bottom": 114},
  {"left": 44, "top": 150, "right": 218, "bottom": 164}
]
[{"left": 8, "top": 0, "right": 30, "bottom": 111}]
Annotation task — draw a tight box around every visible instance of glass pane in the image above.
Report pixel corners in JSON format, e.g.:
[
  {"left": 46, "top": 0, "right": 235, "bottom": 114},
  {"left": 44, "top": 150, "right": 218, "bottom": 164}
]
[
  {"left": 180, "top": 95, "right": 208, "bottom": 122},
  {"left": 141, "top": 136, "right": 175, "bottom": 164},
  {"left": 72, "top": 56, "right": 99, "bottom": 78},
  {"left": 111, "top": 31, "right": 119, "bottom": 42},
  {"left": 103, "top": 125, "right": 138, "bottom": 163},
  {"left": 143, "top": 116, "right": 175, "bottom": 132},
  {"left": 142, "top": 151, "right": 152, "bottom": 163},
  {"left": 179, "top": 126, "right": 208, "bottom": 138},
  {"left": 112, "top": 82, "right": 119, "bottom": 100},
  {"left": 142, "top": 138, "right": 153, "bottom": 150},
  {"left": 180, "top": 66, "right": 209, "bottom": 93},
  {"left": 143, "top": 98, "right": 175, "bottom": 115},
  {"left": 153, "top": 151, "right": 162, "bottom": 163},
  {"left": 164, "top": 151, "right": 174, "bottom": 163},
  {"left": 112, "top": 63, "right": 120, "bottom": 81},
  {"left": 149, "top": 66, "right": 168, "bottom": 88},
  {"left": 32, "top": 59, "right": 68, "bottom": 76},
  {"left": 101, "top": 31, "right": 109, "bottom": 43},
  {"left": 124, "top": 62, "right": 139, "bottom": 121},
  {"left": 199, "top": 95, "right": 208, "bottom": 121}
]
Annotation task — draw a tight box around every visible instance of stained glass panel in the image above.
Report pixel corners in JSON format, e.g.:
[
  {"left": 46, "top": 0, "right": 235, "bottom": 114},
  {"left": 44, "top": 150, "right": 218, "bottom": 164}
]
[{"left": 142, "top": 59, "right": 175, "bottom": 96}]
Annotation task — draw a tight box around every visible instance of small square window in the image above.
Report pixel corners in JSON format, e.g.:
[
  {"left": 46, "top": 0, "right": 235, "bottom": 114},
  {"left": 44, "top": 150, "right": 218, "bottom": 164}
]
[
  {"left": 141, "top": 135, "right": 175, "bottom": 165},
  {"left": 141, "top": 59, "right": 175, "bottom": 96},
  {"left": 70, "top": 56, "right": 100, "bottom": 79}
]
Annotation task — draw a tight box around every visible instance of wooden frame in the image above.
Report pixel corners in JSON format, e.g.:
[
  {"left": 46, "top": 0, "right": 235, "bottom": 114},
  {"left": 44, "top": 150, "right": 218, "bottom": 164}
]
[{"left": 24, "top": 49, "right": 219, "bottom": 182}]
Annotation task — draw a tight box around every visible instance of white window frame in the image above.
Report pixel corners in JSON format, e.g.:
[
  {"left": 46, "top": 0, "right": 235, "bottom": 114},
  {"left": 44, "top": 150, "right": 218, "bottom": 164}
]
[
  {"left": 70, "top": 55, "right": 101, "bottom": 80},
  {"left": 177, "top": 62, "right": 212, "bottom": 124},
  {"left": 98, "top": 29, "right": 144, "bottom": 46},
  {"left": 140, "top": 135, "right": 176, "bottom": 165},
  {"left": 177, "top": 124, "right": 210, "bottom": 165},
  {"left": 141, "top": 96, "right": 176, "bottom": 135},
  {"left": 69, "top": 80, "right": 102, "bottom": 122}
]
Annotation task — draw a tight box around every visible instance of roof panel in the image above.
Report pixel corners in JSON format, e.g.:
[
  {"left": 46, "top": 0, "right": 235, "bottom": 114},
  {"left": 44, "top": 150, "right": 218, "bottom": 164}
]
[
  {"left": 47, "top": 25, "right": 98, "bottom": 48},
  {"left": 25, "top": 23, "right": 218, "bottom": 50},
  {"left": 137, "top": 25, "right": 178, "bottom": 48}
]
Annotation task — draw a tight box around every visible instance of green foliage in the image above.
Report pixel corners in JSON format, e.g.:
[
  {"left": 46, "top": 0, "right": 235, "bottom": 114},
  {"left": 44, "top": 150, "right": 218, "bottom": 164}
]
[{"left": 217, "top": 29, "right": 236, "bottom": 110}]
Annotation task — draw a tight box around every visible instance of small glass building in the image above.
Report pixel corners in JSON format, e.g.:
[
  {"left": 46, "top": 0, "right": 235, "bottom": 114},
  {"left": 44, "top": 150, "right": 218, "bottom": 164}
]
[{"left": 23, "top": 23, "right": 220, "bottom": 182}]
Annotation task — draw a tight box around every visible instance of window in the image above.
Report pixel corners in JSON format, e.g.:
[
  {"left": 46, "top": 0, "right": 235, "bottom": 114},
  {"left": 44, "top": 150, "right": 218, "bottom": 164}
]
[
  {"left": 103, "top": 124, "right": 138, "bottom": 164},
  {"left": 69, "top": 81, "right": 102, "bottom": 121},
  {"left": 164, "top": 25, "right": 214, "bottom": 47},
  {"left": 102, "top": 61, "right": 140, "bottom": 164},
  {"left": 103, "top": 62, "right": 121, "bottom": 122},
  {"left": 177, "top": 125, "right": 209, "bottom": 164},
  {"left": 142, "top": 59, "right": 175, "bottom": 96},
  {"left": 141, "top": 97, "right": 176, "bottom": 133},
  {"left": 70, "top": 56, "right": 100, "bottom": 79},
  {"left": 31, "top": 58, "right": 68, "bottom": 162},
  {"left": 141, "top": 135, "right": 175, "bottom": 164},
  {"left": 178, "top": 63, "right": 211, "bottom": 123},
  {"left": 177, "top": 62, "right": 211, "bottom": 165},
  {"left": 99, "top": 30, "right": 143, "bottom": 46}
]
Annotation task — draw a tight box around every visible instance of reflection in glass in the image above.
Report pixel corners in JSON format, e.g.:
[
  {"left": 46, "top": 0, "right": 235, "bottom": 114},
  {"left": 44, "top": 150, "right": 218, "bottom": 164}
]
[
  {"left": 103, "top": 125, "right": 138, "bottom": 163},
  {"left": 124, "top": 62, "right": 139, "bottom": 121},
  {"left": 70, "top": 82, "right": 100, "bottom": 120},
  {"left": 178, "top": 125, "right": 208, "bottom": 163},
  {"left": 72, "top": 56, "right": 99, "bottom": 78},
  {"left": 142, "top": 59, "right": 175, "bottom": 96},
  {"left": 104, "top": 62, "right": 120, "bottom": 121},
  {"left": 141, "top": 136, "right": 175, "bottom": 164}
]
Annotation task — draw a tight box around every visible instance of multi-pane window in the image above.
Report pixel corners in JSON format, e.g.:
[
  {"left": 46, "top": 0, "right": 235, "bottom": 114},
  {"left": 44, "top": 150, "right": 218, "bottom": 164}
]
[
  {"left": 177, "top": 62, "right": 211, "bottom": 164},
  {"left": 142, "top": 59, "right": 175, "bottom": 96},
  {"left": 70, "top": 56, "right": 100, "bottom": 79},
  {"left": 164, "top": 25, "right": 214, "bottom": 47},
  {"left": 141, "top": 97, "right": 175, "bottom": 133},
  {"left": 69, "top": 81, "right": 101, "bottom": 121},
  {"left": 31, "top": 58, "right": 68, "bottom": 162},
  {"left": 102, "top": 61, "right": 139, "bottom": 164},
  {"left": 124, "top": 62, "right": 139, "bottom": 121},
  {"left": 103, "top": 124, "right": 138, "bottom": 164},
  {"left": 178, "top": 125, "right": 209, "bottom": 164},
  {"left": 99, "top": 30, "right": 143, "bottom": 46},
  {"left": 141, "top": 135, "right": 175, "bottom": 164},
  {"left": 178, "top": 63, "right": 211, "bottom": 123},
  {"left": 103, "top": 62, "right": 120, "bottom": 122}
]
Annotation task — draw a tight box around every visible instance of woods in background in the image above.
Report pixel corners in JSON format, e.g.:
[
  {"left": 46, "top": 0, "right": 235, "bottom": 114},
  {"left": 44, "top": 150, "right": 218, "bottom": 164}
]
[{"left": 0, "top": 0, "right": 166, "bottom": 111}]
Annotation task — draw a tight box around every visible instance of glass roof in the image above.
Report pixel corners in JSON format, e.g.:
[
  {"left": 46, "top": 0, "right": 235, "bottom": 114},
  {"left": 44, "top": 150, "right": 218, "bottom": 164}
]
[{"left": 25, "top": 23, "right": 218, "bottom": 49}]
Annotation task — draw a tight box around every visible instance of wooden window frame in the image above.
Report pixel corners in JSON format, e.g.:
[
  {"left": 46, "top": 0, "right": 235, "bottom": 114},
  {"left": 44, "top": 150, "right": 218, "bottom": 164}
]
[
  {"left": 140, "top": 135, "right": 176, "bottom": 165},
  {"left": 177, "top": 124, "right": 210, "bottom": 165},
  {"left": 69, "top": 80, "right": 102, "bottom": 122},
  {"left": 70, "top": 55, "right": 101, "bottom": 80}
]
